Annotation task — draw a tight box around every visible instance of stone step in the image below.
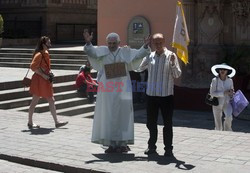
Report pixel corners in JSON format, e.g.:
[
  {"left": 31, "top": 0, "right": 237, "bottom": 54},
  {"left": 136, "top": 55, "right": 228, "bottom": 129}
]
[
  {"left": 0, "top": 74, "right": 77, "bottom": 90},
  {"left": 0, "top": 48, "right": 98, "bottom": 117},
  {"left": 0, "top": 53, "right": 33, "bottom": 58},
  {"left": 0, "top": 62, "right": 85, "bottom": 70},
  {"left": 0, "top": 53, "right": 88, "bottom": 59},
  {"left": 0, "top": 48, "right": 34, "bottom": 54},
  {"left": 0, "top": 82, "right": 76, "bottom": 102},
  {"left": 0, "top": 57, "right": 87, "bottom": 64},
  {"left": 0, "top": 90, "right": 79, "bottom": 109},
  {"left": 56, "top": 103, "right": 96, "bottom": 116},
  {"left": 16, "top": 97, "right": 93, "bottom": 113},
  {"left": 0, "top": 48, "right": 85, "bottom": 55},
  {"left": 75, "top": 111, "right": 94, "bottom": 118}
]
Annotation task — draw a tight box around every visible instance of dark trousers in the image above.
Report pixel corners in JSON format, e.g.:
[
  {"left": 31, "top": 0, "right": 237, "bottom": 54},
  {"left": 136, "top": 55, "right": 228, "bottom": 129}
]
[
  {"left": 78, "top": 84, "right": 95, "bottom": 101},
  {"left": 146, "top": 95, "right": 174, "bottom": 151}
]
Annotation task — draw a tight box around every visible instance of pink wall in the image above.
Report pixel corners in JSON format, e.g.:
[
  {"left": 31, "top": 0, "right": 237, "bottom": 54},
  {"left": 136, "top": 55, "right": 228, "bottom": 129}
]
[{"left": 98, "top": 0, "right": 178, "bottom": 49}]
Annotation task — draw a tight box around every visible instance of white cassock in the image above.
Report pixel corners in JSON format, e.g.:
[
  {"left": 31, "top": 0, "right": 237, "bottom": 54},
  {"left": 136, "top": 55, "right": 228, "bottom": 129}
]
[{"left": 84, "top": 44, "right": 151, "bottom": 146}]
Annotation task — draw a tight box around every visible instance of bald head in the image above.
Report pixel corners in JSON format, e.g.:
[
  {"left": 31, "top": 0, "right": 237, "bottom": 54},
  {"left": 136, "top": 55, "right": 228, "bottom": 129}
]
[{"left": 152, "top": 33, "right": 165, "bottom": 54}]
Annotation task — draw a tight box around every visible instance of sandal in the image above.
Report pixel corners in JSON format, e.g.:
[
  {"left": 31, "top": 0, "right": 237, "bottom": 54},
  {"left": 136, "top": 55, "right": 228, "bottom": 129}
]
[
  {"left": 27, "top": 123, "right": 40, "bottom": 129},
  {"left": 55, "top": 121, "right": 68, "bottom": 128}
]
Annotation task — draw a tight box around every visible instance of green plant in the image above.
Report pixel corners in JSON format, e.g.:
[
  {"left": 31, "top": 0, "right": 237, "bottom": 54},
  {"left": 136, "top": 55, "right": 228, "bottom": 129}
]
[{"left": 0, "top": 14, "right": 3, "bottom": 37}]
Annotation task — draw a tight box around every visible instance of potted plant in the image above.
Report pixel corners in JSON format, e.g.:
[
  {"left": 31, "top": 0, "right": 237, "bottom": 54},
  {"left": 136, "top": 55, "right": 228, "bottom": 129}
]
[{"left": 0, "top": 14, "right": 3, "bottom": 47}]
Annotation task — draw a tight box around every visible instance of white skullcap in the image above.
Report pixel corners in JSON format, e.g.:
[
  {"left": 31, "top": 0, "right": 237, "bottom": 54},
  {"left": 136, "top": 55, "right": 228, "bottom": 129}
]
[{"left": 106, "top": 32, "right": 120, "bottom": 42}]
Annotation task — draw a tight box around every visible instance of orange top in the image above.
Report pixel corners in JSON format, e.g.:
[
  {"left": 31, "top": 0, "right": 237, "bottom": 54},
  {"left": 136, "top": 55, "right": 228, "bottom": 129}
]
[{"left": 29, "top": 51, "right": 53, "bottom": 98}]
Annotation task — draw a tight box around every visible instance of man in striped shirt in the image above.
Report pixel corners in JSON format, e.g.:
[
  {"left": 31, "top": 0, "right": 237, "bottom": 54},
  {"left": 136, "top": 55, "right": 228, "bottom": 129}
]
[{"left": 136, "top": 33, "right": 182, "bottom": 157}]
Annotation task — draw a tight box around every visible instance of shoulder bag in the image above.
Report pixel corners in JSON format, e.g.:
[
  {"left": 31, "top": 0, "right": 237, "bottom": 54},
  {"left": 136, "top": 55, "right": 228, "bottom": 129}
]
[
  {"left": 22, "top": 69, "right": 31, "bottom": 87},
  {"left": 205, "top": 78, "right": 219, "bottom": 106}
]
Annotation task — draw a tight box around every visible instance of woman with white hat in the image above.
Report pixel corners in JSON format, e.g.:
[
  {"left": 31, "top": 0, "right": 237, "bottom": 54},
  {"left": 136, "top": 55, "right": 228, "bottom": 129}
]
[{"left": 210, "top": 63, "right": 236, "bottom": 131}]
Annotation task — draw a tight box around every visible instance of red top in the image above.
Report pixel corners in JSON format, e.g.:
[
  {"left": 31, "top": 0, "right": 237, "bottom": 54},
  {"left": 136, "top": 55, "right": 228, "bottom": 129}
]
[{"left": 75, "top": 71, "right": 97, "bottom": 89}]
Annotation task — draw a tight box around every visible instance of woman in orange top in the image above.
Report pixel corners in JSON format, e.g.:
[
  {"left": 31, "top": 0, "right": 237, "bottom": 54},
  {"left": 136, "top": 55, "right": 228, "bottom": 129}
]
[{"left": 28, "top": 36, "right": 68, "bottom": 129}]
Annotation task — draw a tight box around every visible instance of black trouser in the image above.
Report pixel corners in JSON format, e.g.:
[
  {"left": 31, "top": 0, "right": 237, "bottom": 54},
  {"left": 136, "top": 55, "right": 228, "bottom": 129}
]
[
  {"left": 146, "top": 95, "right": 174, "bottom": 151},
  {"left": 78, "top": 84, "right": 95, "bottom": 101}
]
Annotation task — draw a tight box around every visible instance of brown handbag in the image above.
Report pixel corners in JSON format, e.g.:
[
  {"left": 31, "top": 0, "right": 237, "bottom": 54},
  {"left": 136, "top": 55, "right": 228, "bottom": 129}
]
[
  {"left": 22, "top": 68, "right": 31, "bottom": 87},
  {"left": 22, "top": 77, "right": 31, "bottom": 87}
]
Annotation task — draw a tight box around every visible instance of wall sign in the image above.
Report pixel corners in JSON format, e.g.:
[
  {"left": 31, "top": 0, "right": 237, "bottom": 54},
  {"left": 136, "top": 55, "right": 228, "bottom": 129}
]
[{"left": 127, "top": 16, "right": 150, "bottom": 48}]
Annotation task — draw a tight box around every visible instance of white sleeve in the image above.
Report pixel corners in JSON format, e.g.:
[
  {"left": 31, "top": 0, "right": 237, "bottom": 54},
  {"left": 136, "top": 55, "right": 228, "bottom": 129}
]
[
  {"left": 170, "top": 53, "right": 182, "bottom": 78},
  {"left": 83, "top": 44, "right": 104, "bottom": 71},
  {"left": 210, "top": 78, "right": 224, "bottom": 97},
  {"left": 133, "top": 56, "right": 149, "bottom": 72}
]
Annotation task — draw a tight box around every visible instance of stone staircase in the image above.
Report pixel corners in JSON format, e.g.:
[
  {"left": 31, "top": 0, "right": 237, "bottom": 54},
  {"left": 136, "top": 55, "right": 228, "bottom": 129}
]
[
  {"left": 0, "top": 48, "right": 96, "bottom": 117},
  {"left": 1, "top": 72, "right": 97, "bottom": 116},
  {"left": 0, "top": 48, "right": 88, "bottom": 70},
  {"left": 0, "top": 72, "right": 96, "bottom": 117},
  {"left": 0, "top": 48, "right": 145, "bottom": 117}
]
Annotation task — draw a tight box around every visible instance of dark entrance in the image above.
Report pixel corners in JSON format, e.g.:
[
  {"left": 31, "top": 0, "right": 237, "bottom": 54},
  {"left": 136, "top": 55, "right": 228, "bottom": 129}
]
[{"left": 56, "top": 23, "right": 97, "bottom": 44}]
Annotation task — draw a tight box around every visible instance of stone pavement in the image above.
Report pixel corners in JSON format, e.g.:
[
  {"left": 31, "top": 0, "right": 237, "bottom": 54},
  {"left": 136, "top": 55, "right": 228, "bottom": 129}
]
[
  {"left": 0, "top": 159, "right": 60, "bottom": 173},
  {"left": 1, "top": 46, "right": 250, "bottom": 172},
  {"left": 1, "top": 108, "right": 250, "bottom": 173}
]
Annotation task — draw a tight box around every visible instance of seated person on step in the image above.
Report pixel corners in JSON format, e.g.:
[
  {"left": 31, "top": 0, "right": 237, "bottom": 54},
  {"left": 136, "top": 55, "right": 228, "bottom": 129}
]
[{"left": 75, "top": 63, "right": 98, "bottom": 103}]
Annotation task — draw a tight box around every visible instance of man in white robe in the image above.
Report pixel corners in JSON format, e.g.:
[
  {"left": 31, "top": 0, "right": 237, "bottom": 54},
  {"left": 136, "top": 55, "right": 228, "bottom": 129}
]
[{"left": 83, "top": 31, "right": 151, "bottom": 153}]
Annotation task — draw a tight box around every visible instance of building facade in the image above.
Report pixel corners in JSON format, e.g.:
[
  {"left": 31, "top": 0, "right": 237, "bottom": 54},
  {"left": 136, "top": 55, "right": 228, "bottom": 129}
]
[
  {"left": 98, "top": 0, "right": 250, "bottom": 88},
  {"left": 182, "top": 0, "right": 250, "bottom": 88},
  {"left": 0, "top": 0, "right": 97, "bottom": 44}
]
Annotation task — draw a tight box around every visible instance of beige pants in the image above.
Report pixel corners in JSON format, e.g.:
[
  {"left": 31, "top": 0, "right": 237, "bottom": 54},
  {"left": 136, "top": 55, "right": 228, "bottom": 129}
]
[{"left": 212, "top": 103, "right": 233, "bottom": 131}]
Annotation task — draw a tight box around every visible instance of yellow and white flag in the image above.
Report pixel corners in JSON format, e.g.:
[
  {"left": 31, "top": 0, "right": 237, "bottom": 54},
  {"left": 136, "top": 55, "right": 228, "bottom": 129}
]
[{"left": 172, "top": 1, "right": 190, "bottom": 65}]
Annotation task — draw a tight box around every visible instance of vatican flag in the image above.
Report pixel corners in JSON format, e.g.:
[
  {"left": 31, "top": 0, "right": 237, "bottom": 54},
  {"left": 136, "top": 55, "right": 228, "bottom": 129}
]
[{"left": 172, "top": 1, "right": 190, "bottom": 65}]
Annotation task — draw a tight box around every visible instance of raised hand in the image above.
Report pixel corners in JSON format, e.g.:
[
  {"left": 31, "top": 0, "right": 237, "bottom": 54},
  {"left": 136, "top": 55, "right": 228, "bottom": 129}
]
[
  {"left": 83, "top": 29, "right": 93, "bottom": 44},
  {"left": 144, "top": 35, "right": 151, "bottom": 48},
  {"left": 170, "top": 54, "right": 175, "bottom": 64}
]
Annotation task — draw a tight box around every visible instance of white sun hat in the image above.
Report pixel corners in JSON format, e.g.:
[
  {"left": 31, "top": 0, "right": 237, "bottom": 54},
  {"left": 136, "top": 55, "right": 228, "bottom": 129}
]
[{"left": 211, "top": 63, "right": 236, "bottom": 78}]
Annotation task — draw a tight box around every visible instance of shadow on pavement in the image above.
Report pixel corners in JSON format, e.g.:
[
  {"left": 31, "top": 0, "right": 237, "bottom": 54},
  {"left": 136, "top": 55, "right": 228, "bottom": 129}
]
[
  {"left": 84, "top": 109, "right": 250, "bottom": 133},
  {"left": 21, "top": 128, "right": 55, "bottom": 135},
  {"left": 147, "top": 154, "right": 195, "bottom": 170},
  {"left": 85, "top": 153, "right": 195, "bottom": 170},
  {"left": 134, "top": 110, "right": 250, "bottom": 133}
]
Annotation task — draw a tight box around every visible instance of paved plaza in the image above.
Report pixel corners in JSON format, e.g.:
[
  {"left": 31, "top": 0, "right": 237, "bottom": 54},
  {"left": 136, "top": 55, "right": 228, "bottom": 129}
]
[
  {"left": 0, "top": 108, "right": 250, "bottom": 173},
  {"left": 0, "top": 47, "right": 250, "bottom": 172}
]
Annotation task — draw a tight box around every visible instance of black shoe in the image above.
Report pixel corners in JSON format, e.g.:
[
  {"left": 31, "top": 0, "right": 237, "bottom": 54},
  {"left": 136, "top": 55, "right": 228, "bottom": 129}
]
[
  {"left": 119, "top": 146, "right": 129, "bottom": 153},
  {"left": 144, "top": 148, "right": 157, "bottom": 155},
  {"left": 88, "top": 98, "right": 95, "bottom": 104},
  {"left": 164, "top": 150, "right": 174, "bottom": 157},
  {"left": 55, "top": 121, "right": 68, "bottom": 128},
  {"left": 105, "top": 146, "right": 116, "bottom": 153},
  {"left": 27, "top": 123, "right": 40, "bottom": 129}
]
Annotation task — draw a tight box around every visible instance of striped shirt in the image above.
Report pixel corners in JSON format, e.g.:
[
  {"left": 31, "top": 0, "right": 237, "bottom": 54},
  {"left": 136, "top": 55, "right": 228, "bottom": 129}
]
[{"left": 137, "top": 48, "right": 182, "bottom": 97}]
